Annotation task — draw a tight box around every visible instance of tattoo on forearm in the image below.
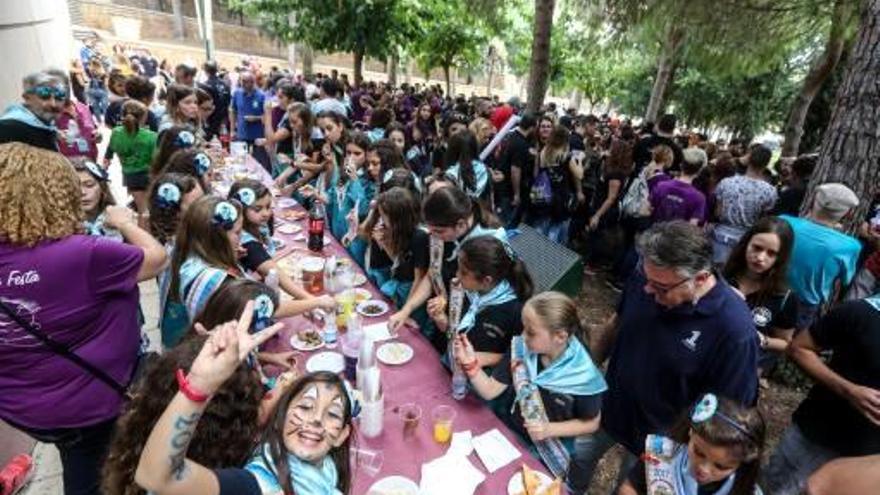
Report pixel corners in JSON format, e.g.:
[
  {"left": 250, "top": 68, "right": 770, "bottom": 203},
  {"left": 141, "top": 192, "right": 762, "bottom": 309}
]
[{"left": 168, "top": 412, "right": 201, "bottom": 481}]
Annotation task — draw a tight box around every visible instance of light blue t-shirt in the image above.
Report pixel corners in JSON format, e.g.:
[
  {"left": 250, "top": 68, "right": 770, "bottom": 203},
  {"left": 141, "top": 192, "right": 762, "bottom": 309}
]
[{"left": 782, "top": 215, "right": 861, "bottom": 305}]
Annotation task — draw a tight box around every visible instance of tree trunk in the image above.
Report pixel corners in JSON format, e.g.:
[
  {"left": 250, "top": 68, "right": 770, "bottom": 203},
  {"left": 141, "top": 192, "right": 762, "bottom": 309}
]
[
  {"left": 171, "top": 0, "right": 185, "bottom": 40},
  {"left": 443, "top": 65, "right": 451, "bottom": 96},
  {"left": 486, "top": 47, "right": 496, "bottom": 97},
  {"left": 801, "top": 0, "right": 880, "bottom": 233},
  {"left": 301, "top": 44, "right": 314, "bottom": 78},
  {"left": 570, "top": 89, "right": 582, "bottom": 111},
  {"left": 388, "top": 50, "right": 398, "bottom": 86},
  {"left": 525, "top": 0, "right": 556, "bottom": 114},
  {"left": 645, "top": 24, "right": 685, "bottom": 122},
  {"left": 781, "top": 0, "right": 853, "bottom": 157},
  {"left": 353, "top": 48, "right": 365, "bottom": 86}
]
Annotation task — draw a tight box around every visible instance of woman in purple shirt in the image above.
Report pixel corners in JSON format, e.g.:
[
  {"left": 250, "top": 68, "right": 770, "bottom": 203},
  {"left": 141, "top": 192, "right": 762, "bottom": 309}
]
[{"left": 0, "top": 143, "right": 166, "bottom": 495}]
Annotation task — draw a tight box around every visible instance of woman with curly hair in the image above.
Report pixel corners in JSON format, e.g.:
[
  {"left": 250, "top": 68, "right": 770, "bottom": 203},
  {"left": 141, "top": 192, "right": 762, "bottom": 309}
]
[
  {"left": 0, "top": 142, "right": 166, "bottom": 495},
  {"left": 102, "top": 279, "right": 297, "bottom": 495}
]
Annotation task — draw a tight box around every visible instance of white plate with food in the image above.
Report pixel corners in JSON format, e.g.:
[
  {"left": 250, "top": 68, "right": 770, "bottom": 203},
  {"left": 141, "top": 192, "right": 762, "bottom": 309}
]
[
  {"left": 366, "top": 476, "right": 419, "bottom": 495},
  {"left": 277, "top": 197, "right": 297, "bottom": 208},
  {"left": 276, "top": 223, "right": 302, "bottom": 235},
  {"left": 376, "top": 342, "right": 413, "bottom": 366},
  {"left": 306, "top": 351, "right": 345, "bottom": 374},
  {"left": 351, "top": 272, "right": 368, "bottom": 286},
  {"left": 290, "top": 329, "right": 324, "bottom": 351},
  {"left": 353, "top": 287, "right": 373, "bottom": 303},
  {"left": 278, "top": 209, "right": 307, "bottom": 221},
  {"left": 357, "top": 300, "right": 389, "bottom": 318},
  {"left": 507, "top": 464, "right": 558, "bottom": 495}
]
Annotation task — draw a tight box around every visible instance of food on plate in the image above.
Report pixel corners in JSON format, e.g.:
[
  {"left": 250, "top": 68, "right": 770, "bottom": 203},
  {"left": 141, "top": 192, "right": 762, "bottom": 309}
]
[
  {"left": 379, "top": 343, "right": 411, "bottom": 364},
  {"left": 298, "top": 329, "right": 322, "bottom": 347},
  {"left": 512, "top": 464, "right": 561, "bottom": 495},
  {"left": 361, "top": 303, "right": 385, "bottom": 316},
  {"left": 353, "top": 288, "right": 372, "bottom": 302}
]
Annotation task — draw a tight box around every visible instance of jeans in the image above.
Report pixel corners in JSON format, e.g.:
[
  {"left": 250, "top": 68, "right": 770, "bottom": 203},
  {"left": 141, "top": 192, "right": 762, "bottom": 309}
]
[
  {"left": 533, "top": 217, "right": 570, "bottom": 244},
  {"left": 566, "top": 428, "right": 638, "bottom": 494},
  {"left": 762, "top": 424, "right": 840, "bottom": 495},
  {"left": 711, "top": 224, "right": 746, "bottom": 266},
  {"left": 16, "top": 418, "right": 117, "bottom": 495},
  {"left": 794, "top": 298, "right": 820, "bottom": 332}
]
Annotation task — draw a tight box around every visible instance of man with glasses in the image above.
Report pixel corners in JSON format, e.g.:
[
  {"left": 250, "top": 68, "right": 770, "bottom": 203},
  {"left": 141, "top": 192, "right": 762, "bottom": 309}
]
[
  {"left": 0, "top": 71, "right": 66, "bottom": 150},
  {"left": 573, "top": 221, "right": 759, "bottom": 491}
]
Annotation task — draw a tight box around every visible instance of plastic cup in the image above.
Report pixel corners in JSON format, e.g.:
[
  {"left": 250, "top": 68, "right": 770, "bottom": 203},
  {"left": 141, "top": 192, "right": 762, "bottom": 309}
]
[
  {"left": 431, "top": 405, "right": 456, "bottom": 444},
  {"left": 350, "top": 447, "right": 384, "bottom": 477},
  {"left": 399, "top": 403, "right": 422, "bottom": 441}
]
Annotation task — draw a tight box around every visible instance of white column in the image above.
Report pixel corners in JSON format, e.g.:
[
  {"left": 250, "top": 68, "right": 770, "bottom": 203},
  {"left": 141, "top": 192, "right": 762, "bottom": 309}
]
[{"left": 0, "top": 0, "right": 72, "bottom": 105}]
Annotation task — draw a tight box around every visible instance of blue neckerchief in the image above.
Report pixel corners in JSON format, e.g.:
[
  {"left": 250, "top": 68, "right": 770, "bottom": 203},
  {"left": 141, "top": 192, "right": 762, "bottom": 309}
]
[
  {"left": 0, "top": 103, "right": 56, "bottom": 131},
  {"left": 84, "top": 214, "right": 124, "bottom": 242},
  {"left": 675, "top": 445, "right": 737, "bottom": 495},
  {"left": 457, "top": 280, "right": 517, "bottom": 333},
  {"left": 447, "top": 225, "right": 508, "bottom": 262},
  {"left": 246, "top": 444, "right": 341, "bottom": 495},
  {"left": 241, "top": 226, "right": 276, "bottom": 257},
  {"left": 513, "top": 335, "right": 607, "bottom": 403},
  {"left": 445, "top": 159, "right": 489, "bottom": 199},
  {"left": 866, "top": 293, "right": 880, "bottom": 312},
  {"left": 366, "top": 127, "right": 385, "bottom": 143}
]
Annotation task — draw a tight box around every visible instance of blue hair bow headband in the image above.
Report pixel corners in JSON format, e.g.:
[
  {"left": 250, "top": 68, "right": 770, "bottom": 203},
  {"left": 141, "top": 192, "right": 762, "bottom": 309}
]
[
  {"left": 691, "top": 393, "right": 756, "bottom": 443},
  {"left": 175, "top": 130, "right": 196, "bottom": 148},
  {"left": 155, "top": 182, "right": 181, "bottom": 209},
  {"left": 212, "top": 201, "right": 238, "bottom": 230},
  {"left": 236, "top": 187, "right": 256, "bottom": 207},
  {"left": 252, "top": 293, "right": 275, "bottom": 332},
  {"left": 194, "top": 152, "right": 212, "bottom": 176},
  {"left": 83, "top": 160, "right": 108, "bottom": 182}
]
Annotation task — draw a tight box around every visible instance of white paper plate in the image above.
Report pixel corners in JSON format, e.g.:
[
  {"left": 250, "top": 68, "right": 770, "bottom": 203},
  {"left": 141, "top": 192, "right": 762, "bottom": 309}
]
[
  {"left": 353, "top": 287, "right": 373, "bottom": 303},
  {"left": 290, "top": 331, "right": 324, "bottom": 352},
  {"left": 277, "top": 197, "right": 297, "bottom": 208},
  {"left": 376, "top": 342, "right": 413, "bottom": 366},
  {"left": 357, "top": 300, "right": 389, "bottom": 318},
  {"left": 367, "top": 476, "right": 419, "bottom": 495},
  {"left": 276, "top": 223, "right": 302, "bottom": 235},
  {"left": 507, "top": 468, "right": 553, "bottom": 495},
  {"left": 306, "top": 351, "right": 345, "bottom": 374}
]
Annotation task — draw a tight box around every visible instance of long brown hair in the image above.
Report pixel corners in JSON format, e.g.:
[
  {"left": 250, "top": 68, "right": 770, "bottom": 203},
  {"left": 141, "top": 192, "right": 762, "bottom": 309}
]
[
  {"left": 667, "top": 396, "right": 766, "bottom": 495},
  {"left": 228, "top": 179, "right": 272, "bottom": 242},
  {"left": 722, "top": 216, "right": 794, "bottom": 305},
  {"left": 539, "top": 125, "right": 570, "bottom": 169},
  {"left": 287, "top": 102, "right": 315, "bottom": 154},
  {"left": 169, "top": 196, "right": 241, "bottom": 302},
  {"left": 70, "top": 158, "right": 116, "bottom": 219},
  {"left": 165, "top": 83, "right": 197, "bottom": 124},
  {"left": 259, "top": 372, "right": 353, "bottom": 494},
  {"left": 373, "top": 187, "right": 421, "bottom": 258},
  {"left": 101, "top": 335, "right": 262, "bottom": 495}
]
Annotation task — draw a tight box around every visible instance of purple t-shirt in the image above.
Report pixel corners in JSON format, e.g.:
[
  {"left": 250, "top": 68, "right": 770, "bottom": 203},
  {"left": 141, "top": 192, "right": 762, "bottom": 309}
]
[
  {"left": 650, "top": 179, "right": 707, "bottom": 224},
  {"left": 0, "top": 235, "right": 143, "bottom": 429}
]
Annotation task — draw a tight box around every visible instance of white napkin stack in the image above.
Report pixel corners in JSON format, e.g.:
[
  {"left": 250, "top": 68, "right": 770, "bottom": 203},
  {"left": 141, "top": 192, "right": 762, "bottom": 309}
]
[{"left": 419, "top": 450, "right": 485, "bottom": 495}]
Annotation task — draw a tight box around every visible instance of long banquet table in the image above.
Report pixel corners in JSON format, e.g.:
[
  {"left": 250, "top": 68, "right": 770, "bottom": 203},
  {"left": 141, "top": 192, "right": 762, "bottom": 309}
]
[{"left": 226, "top": 155, "right": 551, "bottom": 494}]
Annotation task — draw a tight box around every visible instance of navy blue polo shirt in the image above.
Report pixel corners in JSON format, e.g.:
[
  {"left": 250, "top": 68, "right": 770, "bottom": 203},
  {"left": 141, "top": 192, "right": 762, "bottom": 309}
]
[
  {"left": 602, "top": 272, "right": 759, "bottom": 454},
  {"left": 232, "top": 88, "right": 265, "bottom": 141}
]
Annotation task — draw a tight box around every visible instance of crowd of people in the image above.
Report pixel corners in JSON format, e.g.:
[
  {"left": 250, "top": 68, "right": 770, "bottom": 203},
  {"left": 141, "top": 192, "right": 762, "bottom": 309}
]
[{"left": 0, "top": 39, "right": 878, "bottom": 495}]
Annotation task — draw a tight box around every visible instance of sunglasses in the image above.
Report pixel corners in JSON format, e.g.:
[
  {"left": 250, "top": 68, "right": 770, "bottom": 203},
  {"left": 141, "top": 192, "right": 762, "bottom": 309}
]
[{"left": 28, "top": 86, "right": 68, "bottom": 100}]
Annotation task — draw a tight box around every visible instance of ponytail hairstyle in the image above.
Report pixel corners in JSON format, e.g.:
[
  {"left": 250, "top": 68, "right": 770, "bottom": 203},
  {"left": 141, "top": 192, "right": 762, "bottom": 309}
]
[
  {"left": 422, "top": 185, "right": 499, "bottom": 229},
  {"left": 228, "top": 179, "right": 272, "bottom": 242},
  {"left": 459, "top": 236, "right": 533, "bottom": 300},
  {"left": 150, "top": 125, "right": 197, "bottom": 178},
  {"left": 148, "top": 172, "right": 201, "bottom": 245},
  {"left": 169, "top": 196, "right": 242, "bottom": 303},
  {"left": 668, "top": 395, "right": 766, "bottom": 495},
  {"left": 160, "top": 148, "right": 213, "bottom": 192},
  {"left": 524, "top": 291, "right": 582, "bottom": 340},
  {"left": 443, "top": 130, "right": 479, "bottom": 191},
  {"left": 121, "top": 99, "right": 148, "bottom": 135}
]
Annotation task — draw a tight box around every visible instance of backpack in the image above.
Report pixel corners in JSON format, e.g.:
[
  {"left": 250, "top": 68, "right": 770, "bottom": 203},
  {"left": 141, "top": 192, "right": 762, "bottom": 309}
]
[{"left": 619, "top": 168, "right": 650, "bottom": 218}]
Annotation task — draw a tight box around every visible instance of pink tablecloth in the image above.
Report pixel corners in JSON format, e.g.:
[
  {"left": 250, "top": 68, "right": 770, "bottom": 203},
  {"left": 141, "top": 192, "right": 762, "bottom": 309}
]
[{"left": 240, "top": 157, "right": 549, "bottom": 494}]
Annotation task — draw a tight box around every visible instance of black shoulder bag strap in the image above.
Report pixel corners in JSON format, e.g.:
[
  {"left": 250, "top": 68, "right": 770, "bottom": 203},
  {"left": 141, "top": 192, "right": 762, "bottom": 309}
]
[{"left": 0, "top": 299, "right": 129, "bottom": 398}]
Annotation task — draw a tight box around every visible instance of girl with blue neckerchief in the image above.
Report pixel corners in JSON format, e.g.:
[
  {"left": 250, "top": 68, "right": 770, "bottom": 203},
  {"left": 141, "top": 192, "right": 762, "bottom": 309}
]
[
  {"left": 344, "top": 139, "right": 395, "bottom": 264},
  {"left": 429, "top": 235, "right": 532, "bottom": 370},
  {"left": 320, "top": 131, "right": 369, "bottom": 248},
  {"left": 442, "top": 130, "right": 490, "bottom": 203},
  {"left": 619, "top": 394, "right": 766, "bottom": 495},
  {"left": 135, "top": 303, "right": 355, "bottom": 495},
  {"left": 227, "top": 179, "right": 334, "bottom": 313},
  {"left": 453, "top": 291, "right": 606, "bottom": 492}
]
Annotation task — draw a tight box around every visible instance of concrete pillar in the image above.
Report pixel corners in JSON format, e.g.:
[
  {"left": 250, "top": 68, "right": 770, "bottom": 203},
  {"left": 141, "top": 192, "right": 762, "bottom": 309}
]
[{"left": 0, "top": 0, "right": 73, "bottom": 105}]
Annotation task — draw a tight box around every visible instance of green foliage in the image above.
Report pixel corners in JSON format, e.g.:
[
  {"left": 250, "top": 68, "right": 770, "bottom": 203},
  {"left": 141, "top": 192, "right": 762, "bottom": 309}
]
[{"left": 412, "top": 0, "right": 490, "bottom": 83}]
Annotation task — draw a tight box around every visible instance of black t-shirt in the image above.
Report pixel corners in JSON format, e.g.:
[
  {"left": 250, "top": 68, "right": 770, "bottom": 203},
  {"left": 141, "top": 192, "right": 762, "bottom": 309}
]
[
  {"left": 532, "top": 155, "right": 576, "bottom": 220},
  {"left": 465, "top": 298, "right": 524, "bottom": 355},
  {"left": 391, "top": 228, "right": 429, "bottom": 282},
  {"left": 793, "top": 299, "right": 880, "bottom": 456},
  {"left": 626, "top": 457, "right": 728, "bottom": 495},
  {"left": 492, "top": 352, "right": 602, "bottom": 438},
  {"left": 241, "top": 240, "right": 272, "bottom": 273},
  {"left": 199, "top": 76, "right": 231, "bottom": 135},
  {"left": 771, "top": 185, "right": 806, "bottom": 217},
  {"left": 589, "top": 170, "right": 627, "bottom": 221},
  {"left": 729, "top": 282, "right": 797, "bottom": 336},
  {"left": 633, "top": 134, "right": 683, "bottom": 173},
  {"left": 216, "top": 468, "right": 261, "bottom": 495},
  {"left": 498, "top": 130, "right": 535, "bottom": 199}
]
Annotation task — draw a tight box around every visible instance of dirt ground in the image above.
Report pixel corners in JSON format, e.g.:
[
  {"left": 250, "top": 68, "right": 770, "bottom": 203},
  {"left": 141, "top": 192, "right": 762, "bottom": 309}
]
[{"left": 575, "top": 271, "right": 806, "bottom": 495}]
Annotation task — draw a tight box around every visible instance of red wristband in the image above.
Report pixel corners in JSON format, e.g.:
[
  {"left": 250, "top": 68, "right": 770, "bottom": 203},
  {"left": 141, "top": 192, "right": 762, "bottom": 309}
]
[{"left": 176, "top": 369, "right": 211, "bottom": 403}]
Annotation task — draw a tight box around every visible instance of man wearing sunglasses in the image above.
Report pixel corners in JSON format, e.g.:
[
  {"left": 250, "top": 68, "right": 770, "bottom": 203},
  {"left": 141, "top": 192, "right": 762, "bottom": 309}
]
[
  {"left": 572, "top": 221, "right": 760, "bottom": 490},
  {"left": 0, "top": 71, "right": 65, "bottom": 151}
]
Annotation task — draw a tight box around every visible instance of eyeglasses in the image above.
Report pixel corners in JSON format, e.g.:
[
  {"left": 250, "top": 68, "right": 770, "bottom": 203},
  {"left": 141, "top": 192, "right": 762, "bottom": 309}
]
[
  {"left": 27, "top": 86, "right": 68, "bottom": 101},
  {"left": 637, "top": 260, "right": 695, "bottom": 295}
]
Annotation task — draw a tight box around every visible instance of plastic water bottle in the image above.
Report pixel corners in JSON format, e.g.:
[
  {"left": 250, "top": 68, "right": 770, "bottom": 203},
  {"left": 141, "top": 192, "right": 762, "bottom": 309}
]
[
  {"left": 451, "top": 365, "right": 468, "bottom": 400},
  {"left": 323, "top": 317, "right": 338, "bottom": 349},
  {"left": 265, "top": 268, "right": 279, "bottom": 292}
]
